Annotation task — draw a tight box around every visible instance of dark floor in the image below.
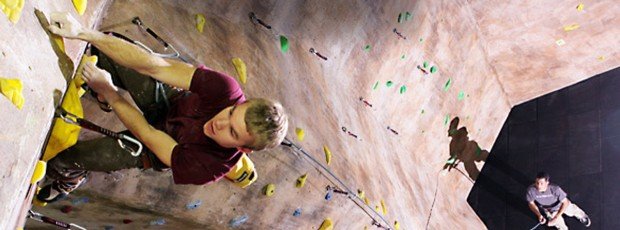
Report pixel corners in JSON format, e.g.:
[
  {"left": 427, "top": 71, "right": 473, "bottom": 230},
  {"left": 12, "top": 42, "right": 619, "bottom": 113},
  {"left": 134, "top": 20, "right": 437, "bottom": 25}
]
[{"left": 467, "top": 67, "right": 620, "bottom": 230}]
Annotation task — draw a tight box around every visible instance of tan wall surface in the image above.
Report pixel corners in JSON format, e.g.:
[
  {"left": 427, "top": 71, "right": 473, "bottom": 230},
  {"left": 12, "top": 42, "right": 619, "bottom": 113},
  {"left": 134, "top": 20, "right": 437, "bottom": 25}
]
[
  {"left": 4, "top": 0, "right": 617, "bottom": 229},
  {"left": 0, "top": 0, "right": 110, "bottom": 228}
]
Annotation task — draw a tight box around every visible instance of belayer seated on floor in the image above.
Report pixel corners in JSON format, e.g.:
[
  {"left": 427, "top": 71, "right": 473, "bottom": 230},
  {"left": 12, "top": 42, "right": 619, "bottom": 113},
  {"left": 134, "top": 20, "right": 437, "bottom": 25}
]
[
  {"left": 526, "top": 172, "right": 591, "bottom": 230},
  {"left": 37, "top": 12, "right": 288, "bottom": 203}
]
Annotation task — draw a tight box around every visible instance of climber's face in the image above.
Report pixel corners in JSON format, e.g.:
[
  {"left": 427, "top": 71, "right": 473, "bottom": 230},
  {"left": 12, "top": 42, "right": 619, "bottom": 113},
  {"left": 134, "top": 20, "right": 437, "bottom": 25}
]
[{"left": 203, "top": 103, "right": 254, "bottom": 153}]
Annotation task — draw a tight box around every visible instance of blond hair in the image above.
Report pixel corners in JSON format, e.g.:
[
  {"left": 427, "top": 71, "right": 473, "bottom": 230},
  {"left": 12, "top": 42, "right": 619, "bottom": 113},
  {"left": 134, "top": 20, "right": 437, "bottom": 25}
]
[{"left": 244, "top": 98, "right": 288, "bottom": 150}]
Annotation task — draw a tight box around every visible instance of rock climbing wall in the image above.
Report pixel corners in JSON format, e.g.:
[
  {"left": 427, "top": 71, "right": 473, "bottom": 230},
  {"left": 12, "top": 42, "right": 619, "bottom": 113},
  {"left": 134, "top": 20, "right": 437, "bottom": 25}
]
[
  {"left": 5, "top": 0, "right": 618, "bottom": 229},
  {"left": 468, "top": 0, "right": 620, "bottom": 106},
  {"left": 0, "top": 0, "right": 111, "bottom": 228}
]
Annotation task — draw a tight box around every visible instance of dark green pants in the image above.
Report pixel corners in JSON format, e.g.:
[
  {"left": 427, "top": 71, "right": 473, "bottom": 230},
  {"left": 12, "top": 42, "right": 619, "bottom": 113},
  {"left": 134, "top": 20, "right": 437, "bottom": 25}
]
[{"left": 47, "top": 47, "right": 180, "bottom": 182}]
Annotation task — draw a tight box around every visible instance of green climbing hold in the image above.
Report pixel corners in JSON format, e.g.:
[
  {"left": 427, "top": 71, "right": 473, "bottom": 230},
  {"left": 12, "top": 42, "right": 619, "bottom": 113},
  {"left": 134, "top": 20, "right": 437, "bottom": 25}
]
[
  {"left": 444, "top": 114, "right": 450, "bottom": 126},
  {"left": 364, "top": 45, "right": 371, "bottom": 51},
  {"left": 443, "top": 78, "right": 452, "bottom": 91},
  {"left": 475, "top": 146, "right": 482, "bottom": 157},
  {"left": 280, "top": 35, "right": 289, "bottom": 53},
  {"left": 421, "top": 109, "right": 425, "bottom": 114},
  {"left": 398, "top": 13, "right": 403, "bottom": 23},
  {"left": 405, "top": 12, "right": 412, "bottom": 21},
  {"left": 399, "top": 85, "right": 407, "bottom": 94},
  {"left": 401, "top": 54, "right": 406, "bottom": 60},
  {"left": 386, "top": 81, "right": 394, "bottom": 87},
  {"left": 419, "top": 38, "right": 424, "bottom": 43},
  {"left": 372, "top": 81, "right": 379, "bottom": 90},
  {"left": 430, "top": 66, "right": 438, "bottom": 73},
  {"left": 423, "top": 61, "right": 429, "bottom": 69},
  {"left": 458, "top": 91, "right": 465, "bottom": 101}
]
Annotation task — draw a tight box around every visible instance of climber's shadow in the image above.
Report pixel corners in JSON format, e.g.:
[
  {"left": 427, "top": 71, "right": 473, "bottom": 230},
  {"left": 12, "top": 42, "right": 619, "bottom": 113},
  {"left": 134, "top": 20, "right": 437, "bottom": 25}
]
[{"left": 443, "top": 117, "right": 489, "bottom": 180}]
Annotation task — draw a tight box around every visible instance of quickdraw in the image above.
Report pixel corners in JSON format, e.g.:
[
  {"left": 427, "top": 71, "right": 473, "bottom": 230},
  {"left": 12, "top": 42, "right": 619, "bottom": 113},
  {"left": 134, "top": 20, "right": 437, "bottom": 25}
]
[
  {"left": 27, "top": 210, "right": 86, "bottom": 230},
  {"left": 55, "top": 107, "right": 142, "bottom": 157}
]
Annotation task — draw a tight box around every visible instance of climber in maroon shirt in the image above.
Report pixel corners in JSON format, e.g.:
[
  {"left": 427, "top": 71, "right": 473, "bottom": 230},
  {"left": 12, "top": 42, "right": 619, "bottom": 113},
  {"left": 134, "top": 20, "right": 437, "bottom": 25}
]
[{"left": 38, "top": 12, "right": 288, "bottom": 202}]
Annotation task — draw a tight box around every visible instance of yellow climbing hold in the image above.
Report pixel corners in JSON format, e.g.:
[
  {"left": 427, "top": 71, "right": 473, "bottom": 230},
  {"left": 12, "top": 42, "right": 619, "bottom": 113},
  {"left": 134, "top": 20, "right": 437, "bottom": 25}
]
[
  {"left": 576, "top": 3, "right": 584, "bottom": 11},
  {"left": 598, "top": 56, "right": 605, "bottom": 61},
  {"left": 263, "top": 183, "right": 275, "bottom": 197},
  {"left": 0, "top": 78, "right": 25, "bottom": 109},
  {"left": 364, "top": 197, "right": 370, "bottom": 205},
  {"left": 394, "top": 221, "right": 401, "bottom": 230},
  {"left": 195, "top": 13, "right": 206, "bottom": 33},
  {"left": 323, "top": 145, "right": 332, "bottom": 165},
  {"left": 375, "top": 205, "right": 381, "bottom": 212},
  {"left": 75, "top": 55, "right": 98, "bottom": 97},
  {"left": 563, "top": 24, "right": 580, "bottom": 32},
  {"left": 43, "top": 77, "right": 85, "bottom": 161},
  {"left": 30, "top": 161, "right": 46, "bottom": 184},
  {"left": 295, "top": 174, "right": 308, "bottom": 188},
  {"left": 357, "top": 190, "right": 365, "bottom": 199},
  {"left": 318, "top": 218, "right": 333, "bottom": 230},
  {"left": 295, "top": 127, "right": 305, "bottom": 141},
  {"left": 380, "top": 199, "right": 387, "bottom": 215},
  {"left": 231, "top": 58, "right": 247, "bottom": 84},
  {"left": 0, "top": 0, "right": 25, "bottom": 23},
  {"left": 71, "top": 0, "right": 87, "bottom": 15}
]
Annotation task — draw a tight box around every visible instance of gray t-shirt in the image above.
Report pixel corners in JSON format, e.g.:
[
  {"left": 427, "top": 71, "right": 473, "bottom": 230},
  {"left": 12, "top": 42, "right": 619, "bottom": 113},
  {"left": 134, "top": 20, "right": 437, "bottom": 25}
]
[{"left": 526, "top": 184, "right": 567, "bottom": 212}]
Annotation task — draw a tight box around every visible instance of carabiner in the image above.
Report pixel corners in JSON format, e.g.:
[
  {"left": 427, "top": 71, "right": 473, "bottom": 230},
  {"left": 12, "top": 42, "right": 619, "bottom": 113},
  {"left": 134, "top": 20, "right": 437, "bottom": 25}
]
[
  {"left": 55, "top": 107, "right": 80, "bottom": 125},
  {"left": 117, "top": 134, "right": 143, "bottom": 157}
]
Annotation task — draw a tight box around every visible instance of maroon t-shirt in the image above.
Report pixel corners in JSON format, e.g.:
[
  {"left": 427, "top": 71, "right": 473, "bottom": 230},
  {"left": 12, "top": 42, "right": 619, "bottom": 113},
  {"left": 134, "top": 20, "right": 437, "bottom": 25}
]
[{"left": 159, "top": 66, "right": 246, "bottom": 185}]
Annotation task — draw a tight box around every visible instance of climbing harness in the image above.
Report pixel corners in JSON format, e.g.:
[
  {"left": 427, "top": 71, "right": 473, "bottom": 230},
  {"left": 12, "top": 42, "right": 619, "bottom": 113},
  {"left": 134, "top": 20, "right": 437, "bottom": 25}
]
[
  {"left": 27, "top": 210, "right": 86, "bottom": 230},
  {"left": 55, "top": 107, "right": 142, "bottom": 157},
  {"left": 280, "top": 138, "right": 393, "bottom": 230}
]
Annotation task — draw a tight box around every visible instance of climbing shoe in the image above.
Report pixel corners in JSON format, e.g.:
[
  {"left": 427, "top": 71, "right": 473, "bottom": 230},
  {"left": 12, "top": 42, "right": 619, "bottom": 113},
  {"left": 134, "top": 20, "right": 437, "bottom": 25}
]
[
  {"left": 36, "top": 181, "right": 68, "bottom": 203},
  {"left": 579, "top": 215, "right": 591, "bottom": 227},
  {"left": 36, "top": 177, "right": 86, "bottom": 203}
]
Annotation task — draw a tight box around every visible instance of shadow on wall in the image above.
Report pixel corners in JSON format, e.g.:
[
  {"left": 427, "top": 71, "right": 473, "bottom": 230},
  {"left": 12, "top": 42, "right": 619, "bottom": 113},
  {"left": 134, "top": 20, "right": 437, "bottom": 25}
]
[
  {"left": 443, "top": 117, "right": 489, "bottom": 181},
  {"left": 444, "top": 117, "right": 535, "bottom": 218}
]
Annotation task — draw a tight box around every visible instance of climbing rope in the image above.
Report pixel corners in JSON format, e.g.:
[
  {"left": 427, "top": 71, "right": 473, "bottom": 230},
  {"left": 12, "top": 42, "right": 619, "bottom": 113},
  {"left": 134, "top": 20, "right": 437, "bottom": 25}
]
[
  {"left": 425, "top": 164, "right": 476, "bottom": 229},
  {"left": 424, "top": 169, "right": 441, "bottom": 230},
  {"left": 281, "top": 138, "right": 393, "bottom": 230}
]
